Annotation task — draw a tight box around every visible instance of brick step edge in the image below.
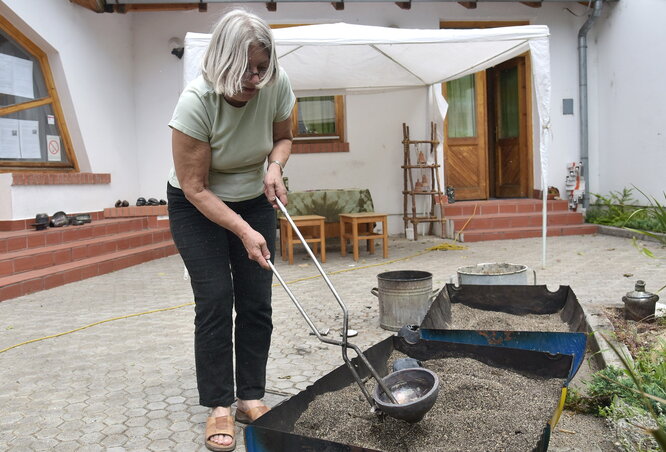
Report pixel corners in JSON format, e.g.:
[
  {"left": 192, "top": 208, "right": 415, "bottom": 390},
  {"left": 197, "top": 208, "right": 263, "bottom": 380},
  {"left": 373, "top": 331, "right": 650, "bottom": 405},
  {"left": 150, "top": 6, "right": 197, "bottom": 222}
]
[
  {"left": 0, "top": 217, "right": 158, "bottom": 253},
  {"left": 445, "top": 210, "right": 585, "bottom": 230},
  {"left": 0, "top": 211, "right": 106, "bottom": 232},
  {"left": 457, "top": 224, "right": 599, "bottom": 243},
  {"left": 441, "top": 199, "right": 570, "bottom": 217},
  {"left": 0, "top": 241, "right": 178, "bottom": 302},
  {"left": 0, "top": 228, "right": 173, "bottom": 277}
]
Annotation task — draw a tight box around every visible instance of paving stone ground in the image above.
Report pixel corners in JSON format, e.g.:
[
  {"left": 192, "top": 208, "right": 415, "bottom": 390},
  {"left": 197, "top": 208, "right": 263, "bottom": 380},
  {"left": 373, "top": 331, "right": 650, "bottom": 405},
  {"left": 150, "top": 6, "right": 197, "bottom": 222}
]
[{"left": 0, "top": 232, "right": 664, "bottom": 451}]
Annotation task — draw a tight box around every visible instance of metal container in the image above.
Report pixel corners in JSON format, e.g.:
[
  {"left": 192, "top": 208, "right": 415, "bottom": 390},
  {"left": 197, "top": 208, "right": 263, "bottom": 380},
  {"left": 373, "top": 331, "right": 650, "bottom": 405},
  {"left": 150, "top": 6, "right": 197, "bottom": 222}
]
[
  {"left": 622, "top": 280, "right": 659, "bottom": 322},
  {"left": 371, "top": 270, "right": 438, "bottom": 331},
  {"left": 244, "top": 335, "right": 575, "bottom": 452},
  {"left": 457, "top": 262, "right": 535, "bottom": 285}
]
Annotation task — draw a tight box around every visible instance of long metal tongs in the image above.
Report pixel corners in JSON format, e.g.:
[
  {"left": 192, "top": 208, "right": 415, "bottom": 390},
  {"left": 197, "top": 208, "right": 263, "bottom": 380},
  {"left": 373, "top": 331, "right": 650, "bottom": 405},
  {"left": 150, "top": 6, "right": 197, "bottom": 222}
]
[{"left": 268, "top": 198, "right": 398, "bottom": 407}]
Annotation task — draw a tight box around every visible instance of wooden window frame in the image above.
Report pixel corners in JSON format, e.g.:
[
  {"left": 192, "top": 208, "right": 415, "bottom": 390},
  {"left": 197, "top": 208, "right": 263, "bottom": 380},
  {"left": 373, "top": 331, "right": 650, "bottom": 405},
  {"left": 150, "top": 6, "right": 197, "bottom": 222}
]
[
  {"left": 291, "top": 95, "right": 346, "bottom": 144},
  {"left": 0, "top": 14, "right": 79, "bottom": 172}
]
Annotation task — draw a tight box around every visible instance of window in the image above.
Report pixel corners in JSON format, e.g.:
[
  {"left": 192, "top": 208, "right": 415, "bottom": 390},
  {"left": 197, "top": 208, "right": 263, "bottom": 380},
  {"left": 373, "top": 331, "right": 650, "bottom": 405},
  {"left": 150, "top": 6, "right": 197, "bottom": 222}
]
[
  {"left": 293, "top": 95, "right": 345, "bottom": 141},
  {"left": 0, "top": 15, "right": 77, "bottom": 170},
  {"left": 290, "top": 95, "right": 348, "bottom": 154},
  {"left": 446, "top": 75, "right": 477, "bottom": 138}
]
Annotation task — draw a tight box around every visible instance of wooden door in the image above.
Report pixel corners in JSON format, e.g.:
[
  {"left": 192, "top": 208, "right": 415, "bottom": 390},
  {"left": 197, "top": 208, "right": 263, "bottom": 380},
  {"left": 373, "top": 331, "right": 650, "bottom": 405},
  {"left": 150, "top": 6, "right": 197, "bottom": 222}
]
[
  {"left": 493, "top": 57, "right": 530, "bottom": 198},
  {"left": 443, "top": 72, "right": 488, "bottom": 200}
]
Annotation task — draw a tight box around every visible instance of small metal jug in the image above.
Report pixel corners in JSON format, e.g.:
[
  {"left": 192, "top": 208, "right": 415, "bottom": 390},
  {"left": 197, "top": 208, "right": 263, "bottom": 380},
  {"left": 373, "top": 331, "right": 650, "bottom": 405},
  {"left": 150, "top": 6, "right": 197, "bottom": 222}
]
[{"left": 622, "top": 280, "right": 659, "bottom": 322}]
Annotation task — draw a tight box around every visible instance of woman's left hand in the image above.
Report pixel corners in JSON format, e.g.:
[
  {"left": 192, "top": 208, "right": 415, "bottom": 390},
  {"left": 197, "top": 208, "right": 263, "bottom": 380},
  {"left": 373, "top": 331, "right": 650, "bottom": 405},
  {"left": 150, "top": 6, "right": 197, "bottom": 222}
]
[{"left": 263, "top": 165, "right": 288, "bottom": 209}]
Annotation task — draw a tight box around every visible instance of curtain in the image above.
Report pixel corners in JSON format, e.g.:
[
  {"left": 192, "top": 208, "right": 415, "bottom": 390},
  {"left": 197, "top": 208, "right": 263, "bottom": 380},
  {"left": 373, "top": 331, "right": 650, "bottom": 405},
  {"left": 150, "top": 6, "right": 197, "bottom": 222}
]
[
  {"left": 297, "top": 96, "right": 337, "bottom": 136},
  {"left": 446, "top": 75, "right": 476, "bottom": 138}
]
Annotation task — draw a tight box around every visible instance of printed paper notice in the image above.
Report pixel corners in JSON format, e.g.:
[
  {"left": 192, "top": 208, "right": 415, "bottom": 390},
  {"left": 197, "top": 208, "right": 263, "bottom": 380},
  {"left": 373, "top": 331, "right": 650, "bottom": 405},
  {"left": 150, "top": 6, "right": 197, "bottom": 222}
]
[
  {"left": 0, "top": 117, "right": 20, "bottom": 159},
  {"left": 0, "top": 54, "right": 34, "bottom": 99},
  {"left": 47, "top": 115, "right": 55, "bottom": 125},
  {"left": 47, "top": 135, "right": 61, "bottom": 161},
  {"left": 19, "top": 120, "right": 40, "bottom": 159}
]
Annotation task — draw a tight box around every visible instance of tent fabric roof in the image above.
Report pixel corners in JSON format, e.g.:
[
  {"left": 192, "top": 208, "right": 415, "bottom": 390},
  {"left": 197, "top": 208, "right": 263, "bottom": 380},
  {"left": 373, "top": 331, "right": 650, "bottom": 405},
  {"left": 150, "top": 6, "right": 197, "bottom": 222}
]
[
  {"left": 183, "top": 23, "right": 549, "bottom": 96},
  {"left": 182, "top": 23, "right": 553, "bottom": 266}
]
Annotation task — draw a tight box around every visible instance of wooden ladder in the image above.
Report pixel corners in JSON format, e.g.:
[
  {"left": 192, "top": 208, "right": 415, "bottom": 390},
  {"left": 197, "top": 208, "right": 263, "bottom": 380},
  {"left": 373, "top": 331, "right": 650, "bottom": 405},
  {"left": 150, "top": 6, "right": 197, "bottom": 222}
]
[{"left": 402, "top": 122, "right": 445, "bottom": 239}]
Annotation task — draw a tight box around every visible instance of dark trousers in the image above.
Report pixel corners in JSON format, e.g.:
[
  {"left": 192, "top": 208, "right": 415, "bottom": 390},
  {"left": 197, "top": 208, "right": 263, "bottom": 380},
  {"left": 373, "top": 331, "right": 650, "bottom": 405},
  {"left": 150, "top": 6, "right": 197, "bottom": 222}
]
[{"left": 167, "top": 183, "right": 275, "bottom": 407}]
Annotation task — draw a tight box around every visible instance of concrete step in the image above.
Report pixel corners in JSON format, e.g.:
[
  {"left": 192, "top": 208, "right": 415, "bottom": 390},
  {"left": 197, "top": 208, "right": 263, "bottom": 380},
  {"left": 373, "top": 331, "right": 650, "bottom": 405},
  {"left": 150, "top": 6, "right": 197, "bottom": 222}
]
[
  {"left": 0, "top": 240, "right": 178, "bottom": 302},
  {"left": 0, "top": 227, "right": 172, "bottom": 277},
  {"left": 457, "top": 224, "right": 599, "bottom": 242}
]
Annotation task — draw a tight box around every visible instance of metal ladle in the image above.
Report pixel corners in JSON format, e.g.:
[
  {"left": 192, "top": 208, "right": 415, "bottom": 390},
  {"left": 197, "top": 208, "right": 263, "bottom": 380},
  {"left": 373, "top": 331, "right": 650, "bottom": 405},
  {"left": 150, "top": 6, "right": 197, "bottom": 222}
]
[{"left": 269, "top": 198, "right": 439, "bottom": 422}]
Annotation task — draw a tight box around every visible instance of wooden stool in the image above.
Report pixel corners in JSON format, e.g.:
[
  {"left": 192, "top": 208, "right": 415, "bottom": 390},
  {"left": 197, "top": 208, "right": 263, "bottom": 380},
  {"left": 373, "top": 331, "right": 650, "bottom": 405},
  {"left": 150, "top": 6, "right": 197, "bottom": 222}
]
[
  {"left": 339, "top": 213, "right": 388, "bottom": 262},
  {"left": 279, "top": 215, "right": 326, "bottom": 265}
]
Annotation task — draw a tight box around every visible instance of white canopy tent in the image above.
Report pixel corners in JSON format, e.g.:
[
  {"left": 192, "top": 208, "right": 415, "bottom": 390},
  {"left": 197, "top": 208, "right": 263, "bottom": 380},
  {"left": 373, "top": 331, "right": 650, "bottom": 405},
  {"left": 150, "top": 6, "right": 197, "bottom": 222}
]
[{"left": 183, "top": 23, "right": 552, "bottom": 267}]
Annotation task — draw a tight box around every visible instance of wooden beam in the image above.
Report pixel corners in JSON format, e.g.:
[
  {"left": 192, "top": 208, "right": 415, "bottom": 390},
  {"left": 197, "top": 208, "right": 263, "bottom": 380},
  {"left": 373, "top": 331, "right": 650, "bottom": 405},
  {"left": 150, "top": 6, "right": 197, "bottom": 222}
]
[
  {"left": 331, "top": 1, "right": 344, "bottom": 10},
  {"left": 458, "top": 2, "right": 477, "bottom": 9},
  {"left": 395, "top": 1, "right": 411, "bottom": 10},
  {"left": 520, "top": 1, "right": 542, "bottom": 7},
  {"left": 113, "top": 3, "right": 203, "bottom": 13},
  {"left": 266, "top": 1, "right": 277, "bottom": 11},
  {"left": 69, "top": 0, "right": 106, "bottom": 13}
]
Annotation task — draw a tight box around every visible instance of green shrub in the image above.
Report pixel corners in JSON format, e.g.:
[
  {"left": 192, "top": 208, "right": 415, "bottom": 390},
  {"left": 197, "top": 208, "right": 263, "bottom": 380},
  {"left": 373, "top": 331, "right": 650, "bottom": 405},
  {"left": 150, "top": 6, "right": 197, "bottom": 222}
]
[
  {"left": 586, "top": 187, "right": 666, "bottom": 235},
  {"left": 565, "top": 338, "right": 666, "bottom": 451}
]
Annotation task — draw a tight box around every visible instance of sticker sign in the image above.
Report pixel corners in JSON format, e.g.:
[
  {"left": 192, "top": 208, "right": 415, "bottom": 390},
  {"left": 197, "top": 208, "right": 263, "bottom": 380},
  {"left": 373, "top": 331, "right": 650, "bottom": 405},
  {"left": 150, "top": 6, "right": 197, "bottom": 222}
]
[
  {"left": 47, "top": 115, "right": 55, "bottom": 125},
  {"left": 46, "top": 135, "right": 61, "bottom": 161}
]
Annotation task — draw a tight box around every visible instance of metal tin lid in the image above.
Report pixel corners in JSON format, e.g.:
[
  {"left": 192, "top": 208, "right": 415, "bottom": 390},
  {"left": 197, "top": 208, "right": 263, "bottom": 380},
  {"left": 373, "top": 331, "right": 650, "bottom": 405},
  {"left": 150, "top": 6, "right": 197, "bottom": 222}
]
[{"left": 624, "top": 280, "right": 659, "bottom": 302}]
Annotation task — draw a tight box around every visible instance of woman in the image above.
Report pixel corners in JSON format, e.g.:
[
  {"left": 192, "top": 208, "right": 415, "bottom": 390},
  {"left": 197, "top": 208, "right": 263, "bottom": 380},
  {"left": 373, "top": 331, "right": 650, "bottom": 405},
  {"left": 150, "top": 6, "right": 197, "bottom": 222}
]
[{"left": 166, "top": 9, "right": 295, "bottom": 452}]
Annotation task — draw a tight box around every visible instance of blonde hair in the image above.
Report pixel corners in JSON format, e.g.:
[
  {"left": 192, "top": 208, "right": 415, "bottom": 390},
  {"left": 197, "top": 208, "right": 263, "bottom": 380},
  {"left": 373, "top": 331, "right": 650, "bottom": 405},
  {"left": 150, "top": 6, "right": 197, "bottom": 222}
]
[{"left": 201, "top": 9, "right": 278, "bottom": 96}]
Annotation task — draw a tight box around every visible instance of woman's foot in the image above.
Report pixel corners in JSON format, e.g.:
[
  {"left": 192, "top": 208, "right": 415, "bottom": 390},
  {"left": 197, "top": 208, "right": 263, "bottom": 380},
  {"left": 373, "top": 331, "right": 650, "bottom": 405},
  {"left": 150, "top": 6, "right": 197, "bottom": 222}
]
[
  {"left": 207, "top": 406, "right": 234, "bottom": 448},
  {"left": 235, "top": 399, "right": 270, "bottom": 424}
]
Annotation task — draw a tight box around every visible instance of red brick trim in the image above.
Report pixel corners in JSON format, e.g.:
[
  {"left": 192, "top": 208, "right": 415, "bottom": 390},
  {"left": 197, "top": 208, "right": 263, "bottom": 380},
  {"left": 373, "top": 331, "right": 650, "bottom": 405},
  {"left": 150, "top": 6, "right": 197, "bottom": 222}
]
[
  {"left": 11, "top": 172, "right": 111, "bottom": 186},
  {"left": 292, "top": 141, "right": 349, "bottom": 154},
  {"left": 104, "top": 205, "right": 168, "bottom": 218}
]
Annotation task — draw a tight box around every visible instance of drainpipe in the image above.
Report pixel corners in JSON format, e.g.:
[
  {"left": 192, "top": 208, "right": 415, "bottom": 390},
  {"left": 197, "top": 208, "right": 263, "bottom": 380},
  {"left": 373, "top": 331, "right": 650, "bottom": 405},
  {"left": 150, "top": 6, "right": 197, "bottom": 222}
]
[{"left": 578, "top": 0, "right": 604, "bottom": 209}]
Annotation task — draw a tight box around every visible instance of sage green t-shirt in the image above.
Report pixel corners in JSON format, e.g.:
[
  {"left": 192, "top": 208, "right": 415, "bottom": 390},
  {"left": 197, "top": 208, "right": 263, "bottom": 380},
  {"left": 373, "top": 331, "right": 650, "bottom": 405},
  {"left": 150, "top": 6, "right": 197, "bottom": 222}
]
[{"left": 168, "top": 68, "right": 295, "bottom": 202}]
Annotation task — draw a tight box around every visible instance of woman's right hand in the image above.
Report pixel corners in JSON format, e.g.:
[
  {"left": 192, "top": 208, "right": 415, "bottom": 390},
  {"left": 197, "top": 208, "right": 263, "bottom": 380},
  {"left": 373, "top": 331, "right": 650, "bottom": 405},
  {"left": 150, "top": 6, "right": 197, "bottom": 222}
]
[{"left": 239, "top": 227, "right": 271, "bottom": 270}]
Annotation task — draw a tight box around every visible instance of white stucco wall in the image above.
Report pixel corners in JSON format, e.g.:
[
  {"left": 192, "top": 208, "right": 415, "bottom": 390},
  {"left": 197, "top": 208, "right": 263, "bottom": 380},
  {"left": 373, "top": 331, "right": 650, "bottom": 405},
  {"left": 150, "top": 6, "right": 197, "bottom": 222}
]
[
  {"left": 0, "top": 0, "right": 140, "bottom": 216},
  {"left": 3, "top": 1, "right": 663, "bottom": 225},
  {"left": 593, "top": 0, "right": 666, "bottom": 205}
]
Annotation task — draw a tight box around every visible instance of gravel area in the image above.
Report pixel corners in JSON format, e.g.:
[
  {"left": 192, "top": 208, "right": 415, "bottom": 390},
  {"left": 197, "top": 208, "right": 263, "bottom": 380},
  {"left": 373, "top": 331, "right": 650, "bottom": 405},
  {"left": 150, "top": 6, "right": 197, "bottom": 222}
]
[
  {"left": 450, "top": 303, "right": 570, "bottom": 331},
  {"left": 293, "top": 351, "right": 564, "bottom": 451}
]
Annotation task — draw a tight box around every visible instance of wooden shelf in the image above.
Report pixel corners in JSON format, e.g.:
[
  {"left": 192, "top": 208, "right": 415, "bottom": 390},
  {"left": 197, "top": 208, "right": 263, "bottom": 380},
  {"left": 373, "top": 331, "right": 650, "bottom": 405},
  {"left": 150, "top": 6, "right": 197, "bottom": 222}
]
[
  {"left": 402, "top": 216, "right": 440, "bottom": 222},
  {"left": 403, "top": 190, "right": 439, "bottom": 195},
  {"left": 402, "top": 122, "right": 445, "bottom": 239}
]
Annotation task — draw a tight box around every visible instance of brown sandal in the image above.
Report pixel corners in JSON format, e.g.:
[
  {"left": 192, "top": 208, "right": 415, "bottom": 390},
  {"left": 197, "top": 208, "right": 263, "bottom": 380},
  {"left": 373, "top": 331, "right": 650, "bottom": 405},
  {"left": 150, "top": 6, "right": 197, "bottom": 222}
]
[
  {"left": 205, "top": 416, "right": 236, "bottom": 452},
  {"left": 235, "top": 405, "right": 270, "bottom": 424}
]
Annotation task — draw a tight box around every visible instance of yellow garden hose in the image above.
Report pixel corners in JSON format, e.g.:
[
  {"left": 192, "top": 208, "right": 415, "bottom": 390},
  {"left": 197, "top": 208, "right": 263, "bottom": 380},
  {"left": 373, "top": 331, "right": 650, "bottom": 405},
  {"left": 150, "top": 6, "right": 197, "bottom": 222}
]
[{"left": 0, "top": 241, "right": 466, "bottom": 355}]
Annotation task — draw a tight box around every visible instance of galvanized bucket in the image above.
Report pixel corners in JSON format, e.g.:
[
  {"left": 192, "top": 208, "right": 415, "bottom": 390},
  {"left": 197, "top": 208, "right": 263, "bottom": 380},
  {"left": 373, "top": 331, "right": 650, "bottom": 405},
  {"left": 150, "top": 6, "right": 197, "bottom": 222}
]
[
  {"left": 371, "top": 270, "right": 439, "bottom": 331},
  {"left": 457, "top": 262, "right": 536, "bottom": 285}
]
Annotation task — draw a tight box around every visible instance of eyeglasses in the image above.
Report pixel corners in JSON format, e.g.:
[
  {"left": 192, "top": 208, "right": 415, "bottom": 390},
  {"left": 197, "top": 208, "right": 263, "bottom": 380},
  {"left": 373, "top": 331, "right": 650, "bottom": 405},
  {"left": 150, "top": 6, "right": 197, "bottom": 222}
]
[{"left": 242, "top": 69, "right": 268, "bottom": 81}]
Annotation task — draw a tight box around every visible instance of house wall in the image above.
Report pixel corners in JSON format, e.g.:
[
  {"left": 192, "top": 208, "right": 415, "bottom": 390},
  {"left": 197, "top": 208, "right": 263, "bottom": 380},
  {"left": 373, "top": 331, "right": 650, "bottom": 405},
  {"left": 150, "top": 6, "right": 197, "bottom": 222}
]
[
  {"left": 0, "top": 0, "right": 139, "bottom": 218},
  {"left": 2, "top": 1, "right": 663, "bottom": 228},
  {"left": 593, "top": 0, "right": 666, "bottom": 205},
  {"left": 131, "top": 2, "right": 587, "bottom": 233}
]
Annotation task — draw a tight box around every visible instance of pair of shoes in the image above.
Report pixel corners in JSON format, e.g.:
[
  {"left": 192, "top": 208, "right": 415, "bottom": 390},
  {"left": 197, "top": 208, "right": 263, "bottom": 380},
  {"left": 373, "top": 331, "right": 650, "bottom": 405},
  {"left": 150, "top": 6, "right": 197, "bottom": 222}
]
[
  {"left": 68, "top": 214, "right": 92, "bottom": 226},
  {"left": 50, "top": 211, "right": 68, "bottom": 227},
  {"left": 235, "top": 405, "right": 270, "bottom": 424},
  {"left": 114, "top": 200, "right": 129, "bottom": 208},
  {"left": 205, "top": 415, "right": 236, "bottom": 451},
  {"left": 136, "top": 197, "right": 167, "bottom": 206},
  {"left": 31, "top": 213, "right": 49, "bottom": 231}
]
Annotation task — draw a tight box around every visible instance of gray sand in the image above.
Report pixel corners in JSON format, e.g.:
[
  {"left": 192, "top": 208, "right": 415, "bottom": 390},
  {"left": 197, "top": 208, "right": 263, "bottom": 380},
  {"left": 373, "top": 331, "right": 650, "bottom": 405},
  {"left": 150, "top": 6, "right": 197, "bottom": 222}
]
[{"left": 293, "top": 352, "right": 564, "bottom": 451}]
